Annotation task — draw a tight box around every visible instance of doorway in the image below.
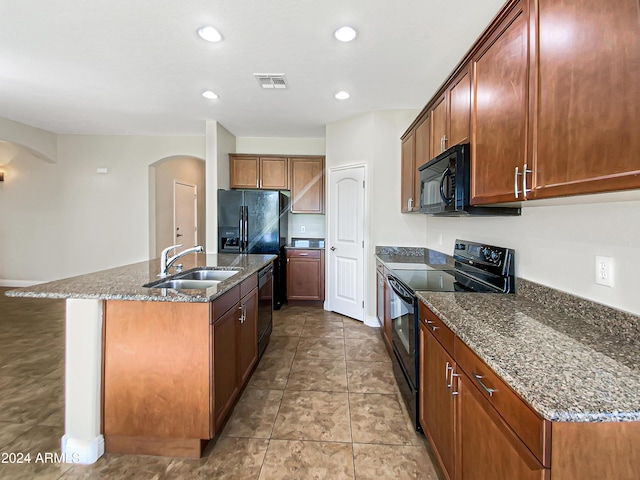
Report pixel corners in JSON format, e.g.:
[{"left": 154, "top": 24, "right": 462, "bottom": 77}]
[
  {"left": 174, "top": 181, "right": 197, "bottom": 247},
  {"left": 327, "top": 164, "right": 366, "bottom": 321}
]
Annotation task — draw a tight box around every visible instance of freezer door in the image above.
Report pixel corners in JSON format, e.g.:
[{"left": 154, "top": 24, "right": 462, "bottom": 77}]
[
  {"left": 244, "top": 190, "right": 281, "bottom": 253},
  {"left": 218, "top": 190, "right": 243, "bottom": 253}
]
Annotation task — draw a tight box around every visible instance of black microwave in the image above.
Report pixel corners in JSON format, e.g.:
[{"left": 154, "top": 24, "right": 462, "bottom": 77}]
[{"left": 417, "top": 143, "right": 520, "bottom": 216}]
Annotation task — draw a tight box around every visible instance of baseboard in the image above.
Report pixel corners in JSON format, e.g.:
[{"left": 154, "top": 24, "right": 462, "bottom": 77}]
[
  {"left": 0, "top": 279, "right": 43, "bottom": 287},
  {"left": 364, "top": 313, "right": 380, "bottom": 328},
  {"left": 61, "top": 434, "right": 105, "bottom": 464}
]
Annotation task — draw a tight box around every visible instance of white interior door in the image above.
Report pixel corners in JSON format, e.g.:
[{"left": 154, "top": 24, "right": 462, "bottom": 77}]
[
  {"left": 174, "top": 181, "right": 197, "bottom": 247},
  {"left": 328, "top": 165, "right": 365, "bottom": 321}
]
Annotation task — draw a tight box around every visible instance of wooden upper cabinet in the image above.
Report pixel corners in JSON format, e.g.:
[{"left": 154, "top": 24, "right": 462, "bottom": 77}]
[
  {"left": 471, "top": 0, "right": 529, "bottom": 205},
  {"left": 430, "top": 95, "right": 447, "bottom": 157},
  {"left": 531, "top": 0, "right": 640, "bottom": 199},
  {"left": 259, "top": 157, "right": 288, "bottom": 190},
  {"left": 229, "top": 155, "right": 259, "bottom": 189},
  {"left": 290, "top": 157, "right": 325, "bottom": 214},
  {"left": 448, "top": 67, "right": 471, "bottom": 147},
  {"left": 401, "top": 131, "right": 417, "bottom": 212}
]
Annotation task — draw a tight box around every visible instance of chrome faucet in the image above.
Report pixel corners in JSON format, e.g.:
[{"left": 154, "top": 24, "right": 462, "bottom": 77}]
[{"left": 160, "top": 244, "right": 204, "bottom": 277}]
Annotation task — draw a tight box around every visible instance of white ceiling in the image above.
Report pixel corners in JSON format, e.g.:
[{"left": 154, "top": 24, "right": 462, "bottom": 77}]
[{"left": 0, "top": 0, "right": 506, "bottom": 138}]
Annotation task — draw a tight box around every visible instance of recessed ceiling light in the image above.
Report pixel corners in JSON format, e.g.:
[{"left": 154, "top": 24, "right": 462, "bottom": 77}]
[
  {"left": 197, "top": 26, "right": 222, "bottom": 42},
  {"left": 202, "top": 90, "right": 219, "bottom": 100},
  {"left": 334, "top": 91, "right": 350, "bottom": 100},
  {"left": 334, "top": 26, "right": 357, "bottom": 42}
]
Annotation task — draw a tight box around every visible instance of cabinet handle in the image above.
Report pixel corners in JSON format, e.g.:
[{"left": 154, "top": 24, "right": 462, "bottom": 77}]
[
  {"left": 450, "top": 372, "right": 460, "bottom": 396},
  {"left": 259, "top": 178, "right": 262, "bottom": 188},
  {"left": 408, "top": 198, "right": 413, "bottom": 210},
  {"left": 522, "top": 163, "right": 532, "bottom": 198},
  {"left": 514, "top": 166, "right": 521, "bottom": 198},
  {"left": 298, "top": 253, "right": 309, "bottom": 256},
  {"left": 426, "top": 320, "right": 439, "bottom": 331},
  {"left": 472, "top": 373, "right": 496, "bottom": 397},
  {"left": 442, "top": 135, "right": 448, "bottom": 151},
  {"left": 238, "top": 304, "right": 245, "bottom": 323},
  {"left": 445, "top": 361, "right": 453, "bottom": 388}
]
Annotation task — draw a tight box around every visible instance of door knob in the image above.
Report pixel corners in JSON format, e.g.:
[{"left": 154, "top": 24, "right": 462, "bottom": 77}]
[{"left": 330, "top": 246, "right": 336, "bottom": 251}]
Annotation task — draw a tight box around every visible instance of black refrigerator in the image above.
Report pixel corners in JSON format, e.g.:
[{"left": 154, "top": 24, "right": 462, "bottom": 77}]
[{"left": 217, "top": 189, "right": 288, "bottom": 309}]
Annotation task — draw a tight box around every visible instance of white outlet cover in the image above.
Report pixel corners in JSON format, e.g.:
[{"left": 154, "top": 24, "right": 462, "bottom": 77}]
[{"left": 595, "top": 256, "right": 614, "bottom": 287}]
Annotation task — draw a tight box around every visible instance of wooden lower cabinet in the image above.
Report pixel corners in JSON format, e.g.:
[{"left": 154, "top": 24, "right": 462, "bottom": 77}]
[
  {"left": 214, "top": 286, "right": 258, "bottom": 432},
  {"left": 286, "top": 249, "right": 325, "bottom": 301},
  {"left": 421, "top": 324, "right": 456, "bottom": 480},
  {"left": 104, "top": 273, "right": 261, "bottom": 458},
  {"left": 376, "top": 261, "right": 392, "bottom": 354},
  {"left": 457, "top": 371, "right": 547, "bottom": 480}
]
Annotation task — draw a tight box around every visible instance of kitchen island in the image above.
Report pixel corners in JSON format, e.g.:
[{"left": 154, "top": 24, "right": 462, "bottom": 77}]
[{"left": 5, "top": 253, "right": 276, "bottom": 463}]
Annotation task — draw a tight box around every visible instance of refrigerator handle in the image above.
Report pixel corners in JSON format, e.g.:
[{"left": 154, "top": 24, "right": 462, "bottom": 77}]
[
  {"left": 239, "top": 206, "right": 244, "bottom": 252},
  {"left": 243, "top": 206, "right": 249, "bottom": 251}
]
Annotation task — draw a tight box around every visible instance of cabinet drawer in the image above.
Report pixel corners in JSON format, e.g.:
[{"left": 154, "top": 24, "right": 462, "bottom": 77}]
[
  {"left": 240, "top": 273, "right": 258, "bottom": 298},
  {"left": 454, "top": 337, "right": 550, "bottom": 467},
  {"left": 286, "top": 249, "right": 321, "bottom": 259},
  {"left": 419, "top": 303, "right": 454, "bottom": 357},
  {"left": 213, "top": 285, "right": 240, "bottom": 323}
]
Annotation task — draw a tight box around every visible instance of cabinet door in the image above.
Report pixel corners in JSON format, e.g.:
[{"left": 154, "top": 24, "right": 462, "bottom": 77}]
[
  {"left": 213, "top": 303, "right": 240, "bottom": 431},
  {"left": 401, "top": 132, "right": 416, "bottom": 212},
  {"left": 290, "top": 157, "right": 325, "bottom": 213},
  {"left": 286, "top": 254, "right": 322, "bottom": 300},
  {"left": 448, "top": 67, "right": 471, "bottom": 147},
  {"left": 430, "top": 95, "right": 447, "bottom": 157},
  {"left": 532, "top": 0, "right": 640, "bottom": 199},
  {"left": 237, "top": 288, "right": 258, "bottom": 386},
  {"left": 414, "top": 116, "right": 430, "bottom": 210},
  {"left": 260, "top": 157, "right": 288, "bottom": 190},
  {"left": 458, "top": 371, "right": 547, "bottom": 480},
  {"left": 423, "top": 330, "right": 456, "bottom": 480},
  {"left": 230, "top": 155, "right": 259, "bottom": 189},
  {"left": 471, "top": 1, "right": 529, "bottom": 205}
]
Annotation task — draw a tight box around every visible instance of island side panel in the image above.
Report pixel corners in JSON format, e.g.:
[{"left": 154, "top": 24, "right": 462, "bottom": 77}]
[
  {"left": 103, "top": 300, "right": 211, "bottom": 457},
  {"left": 550, "top": 421, "right": 640, "bottom": 480},
  {"left": 62, "top": 298, "right": 106, "bottom": 464}
]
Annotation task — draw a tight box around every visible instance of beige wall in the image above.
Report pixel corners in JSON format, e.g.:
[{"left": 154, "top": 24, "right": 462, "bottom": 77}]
[
  {"left": 326, "top": 110, "right": 424, "bottom": 324},
  {"left": 425, "top": 192, "right": 640, "bottom": 316},
  {"left": 153, "top": 156, "right": 206, "bottom": 258},
  {"left": 0, "top": 118, "right": 205, "bottom": 284}
]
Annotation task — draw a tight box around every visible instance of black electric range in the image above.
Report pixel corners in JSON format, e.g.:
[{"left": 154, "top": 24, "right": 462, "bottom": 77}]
[{"left": 386, "top": 240, "right": 515, "bottom": 432}]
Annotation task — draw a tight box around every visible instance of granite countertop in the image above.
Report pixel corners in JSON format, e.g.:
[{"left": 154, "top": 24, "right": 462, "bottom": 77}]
[
  {"left": 375, "top": 246, "right": 640, "bottom": 423},
  {"left": 5, "top": 253, "right": 276, "bottom": 303},
  {"left": 286, "top": 238, "right": 325, "bottom": 249},
  {"left": 416, "top": 291, "right": 640, "bottom": 423}
]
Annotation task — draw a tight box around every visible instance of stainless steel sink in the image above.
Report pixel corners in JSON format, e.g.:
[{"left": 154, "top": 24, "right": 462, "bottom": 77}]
[
  {"left": 146, "top": 279, "right": 222, "bottom": 289},
  {"left": 143, "top": 268, "right": 240, "bottom": 290},
  {"left": 175, "top": 269, "right": 239, "bottom": 281}
]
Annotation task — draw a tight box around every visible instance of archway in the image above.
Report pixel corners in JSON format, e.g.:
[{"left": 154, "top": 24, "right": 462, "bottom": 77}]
[{"left": 149, "top": 155, "right": 206, "bottom": 259}]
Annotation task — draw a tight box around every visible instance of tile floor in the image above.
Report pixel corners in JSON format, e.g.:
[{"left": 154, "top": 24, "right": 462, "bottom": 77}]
[{"left": 0, "top": 289, "right": 440, "bottom": 479}]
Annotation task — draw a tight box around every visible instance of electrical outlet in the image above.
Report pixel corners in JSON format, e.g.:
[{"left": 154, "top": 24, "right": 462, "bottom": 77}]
[
  {"left": 300, "top": 225, "right": 306, "bottom": 233},
  {"left": 595, "top": 256, "right": 614, "bottom": 287}
]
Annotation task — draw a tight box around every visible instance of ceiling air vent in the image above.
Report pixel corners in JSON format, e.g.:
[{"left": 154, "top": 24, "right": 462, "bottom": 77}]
[{"left": 254, "top": 73, "right": 288, "bottom": 89}]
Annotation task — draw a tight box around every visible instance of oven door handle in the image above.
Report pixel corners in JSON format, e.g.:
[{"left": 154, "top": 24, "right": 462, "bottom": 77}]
[{"left": 387, "top": 275, "right": 414, "bottom": 303}]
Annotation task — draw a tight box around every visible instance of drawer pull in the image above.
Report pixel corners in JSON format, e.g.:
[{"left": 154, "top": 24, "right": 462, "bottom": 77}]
[
  {"left": 445, "top": 361, "right": 452, "bottom": 388},
  {"left": 472, "top": 373, "right": 496, "bottom": 397},
  {"left": 298, "top": 253, "right": 309, "bottom": 256},
  {"left": 426, "top": 320, "right": 439, "bottom": 331}
]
